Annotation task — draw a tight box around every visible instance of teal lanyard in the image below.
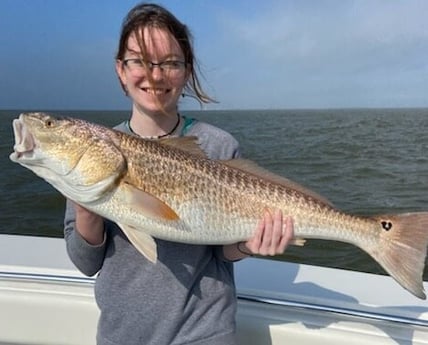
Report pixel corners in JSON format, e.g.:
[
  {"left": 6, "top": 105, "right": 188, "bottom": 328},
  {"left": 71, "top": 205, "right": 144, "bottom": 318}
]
[{"left": 180, "top": 116, "right": 195, "bottom": 136}]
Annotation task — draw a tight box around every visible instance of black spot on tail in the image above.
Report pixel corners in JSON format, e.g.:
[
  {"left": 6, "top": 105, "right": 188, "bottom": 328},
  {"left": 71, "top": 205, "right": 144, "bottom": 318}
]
[{"left": 381, "top": 220, "right": 393, "bottom": 231}]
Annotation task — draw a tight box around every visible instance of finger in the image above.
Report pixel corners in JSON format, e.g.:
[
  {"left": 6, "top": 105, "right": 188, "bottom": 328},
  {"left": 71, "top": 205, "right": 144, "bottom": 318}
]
[
  {"left": 269, "top": 209, "right": 283, "bottom": 255},
  {"left": 73, "top": 202, "right": 89, "bottom": 213},
  {"left": 259, "top": 209, "right": 274, "bottom": 255},
  {"left": 246, "top": 215, "right": 265, "bottom": 252},
  {"left": 278, "top": 216, "right": 294, "bottom": 253}
]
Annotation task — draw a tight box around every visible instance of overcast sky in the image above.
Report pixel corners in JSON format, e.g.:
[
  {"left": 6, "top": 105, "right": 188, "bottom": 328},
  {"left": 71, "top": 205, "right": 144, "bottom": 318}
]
[{"left": 1, "top": 0, "right": 427, "bottom": 110}]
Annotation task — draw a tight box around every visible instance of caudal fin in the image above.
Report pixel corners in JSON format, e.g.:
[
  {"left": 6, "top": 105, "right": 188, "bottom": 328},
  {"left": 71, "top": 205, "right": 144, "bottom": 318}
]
[{"left": 369, "top": 212, "right": 428, "bottom": 299}]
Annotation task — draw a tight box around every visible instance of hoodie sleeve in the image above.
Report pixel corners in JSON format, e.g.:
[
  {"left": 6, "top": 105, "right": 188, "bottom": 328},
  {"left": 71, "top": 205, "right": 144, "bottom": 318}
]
[{"left": 63, "top": 199, "right": 107, "bottom": 276}]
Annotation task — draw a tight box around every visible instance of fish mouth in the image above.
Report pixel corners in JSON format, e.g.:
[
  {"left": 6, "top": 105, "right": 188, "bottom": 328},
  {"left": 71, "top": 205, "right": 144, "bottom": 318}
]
[{"left": 9, "top": 114, "right": 36, "bottom": 162}]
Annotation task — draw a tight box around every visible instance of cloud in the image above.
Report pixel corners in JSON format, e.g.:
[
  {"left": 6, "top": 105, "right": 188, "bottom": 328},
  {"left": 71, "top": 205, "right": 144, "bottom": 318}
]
[
  {"left": 200, "top": 1, "right": 428, "bottom": 109},
  {"left": 221, "top": 1, "right": 427, "bottom": 71}
]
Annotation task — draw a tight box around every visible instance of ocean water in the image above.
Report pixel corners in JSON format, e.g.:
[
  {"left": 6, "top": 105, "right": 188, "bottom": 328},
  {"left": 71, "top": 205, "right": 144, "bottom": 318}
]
[{"left": 1, "top": 108, "right": 428, "bottom": 279}]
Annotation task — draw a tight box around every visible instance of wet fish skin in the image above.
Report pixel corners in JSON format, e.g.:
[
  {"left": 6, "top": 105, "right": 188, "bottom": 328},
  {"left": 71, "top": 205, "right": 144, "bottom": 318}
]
[{"left": 9, "top": 112, "right": 428, "bottom": 299}]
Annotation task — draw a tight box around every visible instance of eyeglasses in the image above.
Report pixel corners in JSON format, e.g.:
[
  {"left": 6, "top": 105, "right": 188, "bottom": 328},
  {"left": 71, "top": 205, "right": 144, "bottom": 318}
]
[{"left": 122, "top": 58, "right": 186, "bottom": 76}]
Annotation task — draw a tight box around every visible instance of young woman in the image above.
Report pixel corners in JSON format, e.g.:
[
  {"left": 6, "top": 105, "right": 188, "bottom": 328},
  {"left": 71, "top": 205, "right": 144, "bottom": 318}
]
[{"left": 64, "top": 3, "right": 294, "bottom": 345}]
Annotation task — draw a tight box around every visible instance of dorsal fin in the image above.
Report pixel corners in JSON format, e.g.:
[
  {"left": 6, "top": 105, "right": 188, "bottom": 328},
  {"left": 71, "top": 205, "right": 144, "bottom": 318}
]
[
  {"left": 222, "top": 159, "right": 334, "bottom": 207},
  {"left": 159, "top": 136, "right": 207, "bottom": 158},
  {"left": 160, "top": 137, "right": 332, "bottom": 206}
]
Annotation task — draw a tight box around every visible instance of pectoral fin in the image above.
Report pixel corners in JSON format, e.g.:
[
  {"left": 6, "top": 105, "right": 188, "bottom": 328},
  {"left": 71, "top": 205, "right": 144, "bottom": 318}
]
[
  {"left": 122, "top": 182, "right": 179, "bottom": 221},
  {"left": 118, "top": 223, "right": 158, "bottom": 263}
]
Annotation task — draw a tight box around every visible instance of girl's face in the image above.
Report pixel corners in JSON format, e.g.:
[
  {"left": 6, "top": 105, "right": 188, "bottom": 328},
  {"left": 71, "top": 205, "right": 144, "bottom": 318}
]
[{"left": 116, "top": 27, "right": 189, "bottom": 116}]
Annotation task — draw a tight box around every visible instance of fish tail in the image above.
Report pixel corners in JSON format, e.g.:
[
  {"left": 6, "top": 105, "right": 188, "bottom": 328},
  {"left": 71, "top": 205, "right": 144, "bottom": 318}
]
[{"left": 369, "top": 212, "right": 428, "bottom": 299}]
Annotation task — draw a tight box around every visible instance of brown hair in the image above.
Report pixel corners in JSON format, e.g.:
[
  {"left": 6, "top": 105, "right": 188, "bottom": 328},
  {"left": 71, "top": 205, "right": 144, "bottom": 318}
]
[{"left": 116, "top": 2, "right": 214, "bottom": 104}]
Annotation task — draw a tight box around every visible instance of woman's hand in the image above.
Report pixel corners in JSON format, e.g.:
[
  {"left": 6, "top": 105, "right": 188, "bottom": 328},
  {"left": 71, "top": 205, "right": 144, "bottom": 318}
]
[
  {"left": 223, "top": 209, "right": 294, "bottom": 260},
  {"left": 243, "top": 209, "right": 294, "bottom": 256},
  {"left": 72, "top": 202, "right": 105, "bottom": 245}
]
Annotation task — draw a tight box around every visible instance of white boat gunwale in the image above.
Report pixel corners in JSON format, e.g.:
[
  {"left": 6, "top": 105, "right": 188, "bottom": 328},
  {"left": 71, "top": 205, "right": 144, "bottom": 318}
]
[
  {"left": 1, "top": 234, "right": 427, "bottom": 345},
  {"left": 1, "top": 269, "right": 427, "bottom": 328}
]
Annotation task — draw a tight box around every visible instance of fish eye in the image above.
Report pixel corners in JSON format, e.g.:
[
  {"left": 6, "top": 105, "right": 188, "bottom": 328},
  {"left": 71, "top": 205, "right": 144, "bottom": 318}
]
[{"left": 45, "top": 119, "right": 54, "bottom": 127}]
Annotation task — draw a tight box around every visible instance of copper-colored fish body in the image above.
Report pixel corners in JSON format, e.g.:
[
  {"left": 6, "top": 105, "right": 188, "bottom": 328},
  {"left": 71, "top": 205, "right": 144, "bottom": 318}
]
[{"left": 10, "top": 112, "right": 428, "bottom": 299}]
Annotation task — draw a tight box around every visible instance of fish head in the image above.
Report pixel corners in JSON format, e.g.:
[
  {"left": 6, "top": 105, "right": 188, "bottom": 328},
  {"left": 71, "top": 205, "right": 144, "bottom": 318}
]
[
  {"left": 11, "top": 113, "right": 89, "bottom": 174},
  {"left": 10, "top": 112, "right": 126, "bottom": 203}
]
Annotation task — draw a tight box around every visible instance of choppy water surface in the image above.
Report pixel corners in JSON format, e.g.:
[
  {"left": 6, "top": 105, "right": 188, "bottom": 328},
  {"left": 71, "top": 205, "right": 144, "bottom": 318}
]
[{"left": 1, "top": 108, "right": 427, "bottom": 278}]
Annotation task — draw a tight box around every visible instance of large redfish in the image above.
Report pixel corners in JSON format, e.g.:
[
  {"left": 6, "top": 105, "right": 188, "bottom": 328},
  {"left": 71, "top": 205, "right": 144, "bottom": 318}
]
[{"left": 9, "top": 112, "right": 428, "bottom": 299}]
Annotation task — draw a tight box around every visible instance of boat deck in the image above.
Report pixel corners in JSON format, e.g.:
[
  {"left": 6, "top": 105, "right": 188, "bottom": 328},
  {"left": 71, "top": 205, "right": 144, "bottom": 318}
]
[{"left": 0, "top": 234, "right": 427, "bottom": 344}]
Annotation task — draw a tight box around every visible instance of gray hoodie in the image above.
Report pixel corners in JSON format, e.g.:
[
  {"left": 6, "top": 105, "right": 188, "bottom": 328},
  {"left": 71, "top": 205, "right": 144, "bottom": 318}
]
[{"left": 64, "top": 117, "right": 241, "bottom": 345}]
